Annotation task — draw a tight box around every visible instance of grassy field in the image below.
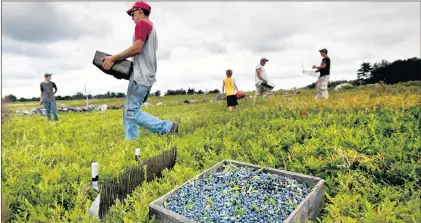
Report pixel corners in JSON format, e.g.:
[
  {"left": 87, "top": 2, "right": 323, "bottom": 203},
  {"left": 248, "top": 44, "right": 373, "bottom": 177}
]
[
  {"left": 5, "top": 93, "right": 227, "bottom": 112},
  {"left": 2, "top": 83, "right": 421, "bottom": 222}
]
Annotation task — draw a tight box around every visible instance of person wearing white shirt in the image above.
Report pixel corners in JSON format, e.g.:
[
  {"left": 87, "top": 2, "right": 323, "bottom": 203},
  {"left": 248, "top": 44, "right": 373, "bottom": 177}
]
[{"left": 253, "top": 57, "right": 272, "bottom": 105}]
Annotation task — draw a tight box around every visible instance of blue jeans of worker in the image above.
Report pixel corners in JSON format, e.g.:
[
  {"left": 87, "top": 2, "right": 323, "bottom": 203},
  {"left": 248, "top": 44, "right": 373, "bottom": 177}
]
[
  {"left": 123, "top": 81, "right": 173, "bottom": 140},
  {"left": 44, "top": 100, "right": 58, "bottom": 121}
]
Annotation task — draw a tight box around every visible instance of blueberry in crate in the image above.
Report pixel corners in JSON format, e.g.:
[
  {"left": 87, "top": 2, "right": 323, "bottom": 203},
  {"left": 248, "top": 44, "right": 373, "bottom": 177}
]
[{"left": 149, "top": 160, "right": 325, "bottom": 223}]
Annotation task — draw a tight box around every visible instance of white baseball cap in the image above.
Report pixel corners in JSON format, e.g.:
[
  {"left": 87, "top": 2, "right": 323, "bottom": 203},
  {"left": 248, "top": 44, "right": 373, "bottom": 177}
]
[{"left": 260, "top": 57, "right": 269, "bottom": 61}]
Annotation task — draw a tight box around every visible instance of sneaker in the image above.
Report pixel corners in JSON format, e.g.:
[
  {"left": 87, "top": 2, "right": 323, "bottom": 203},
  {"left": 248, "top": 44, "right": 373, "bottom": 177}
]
[{"left": 169, "top": 122, "right": 179, "bottom": 134}]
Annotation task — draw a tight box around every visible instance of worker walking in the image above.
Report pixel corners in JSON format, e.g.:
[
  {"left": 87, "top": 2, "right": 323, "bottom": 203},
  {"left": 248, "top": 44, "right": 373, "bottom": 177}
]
[
  {"left": 253, "top": 57, "right": 272, "bottom": 106},
  {"left": 313, "top": 48, "right": 331, "bottom": 99},
  {"left": 101, "top": 1, "right": 178, "bottom": 140},
  {"left": 222, "top": 69, "right": 239, "bottom": 112}
]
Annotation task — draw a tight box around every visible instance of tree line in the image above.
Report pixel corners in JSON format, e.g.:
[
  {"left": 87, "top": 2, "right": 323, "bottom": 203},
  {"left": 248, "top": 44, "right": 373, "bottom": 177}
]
[
  {"left": 3, "top": 91, "right": 127, "bottom": 103},
  {"left": 163, "top": 88, "right": 220, "bottom": 96},
  {"left": 3, "top": 88, "right": 222, "bottom": 102},
  {"left": 305, "top": 57, "right": 420, "bottom": 89}
]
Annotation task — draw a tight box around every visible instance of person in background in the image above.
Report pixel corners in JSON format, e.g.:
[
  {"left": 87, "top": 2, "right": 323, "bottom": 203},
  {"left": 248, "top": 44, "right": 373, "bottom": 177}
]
[
  {"left": 222, "top": 69, "right": 239, "bottom": 112},
  {"left": 313, "top": 48, "right": 331, "bottom": 99},
  {"left": 101, "top": 1, "right": 178, "bottom": 140},
  {"left": 253, "top": 57, "right": 272, "bottom": 105},
  {"left": 40, "top": 73, "right": 58, "bottom": 121}
]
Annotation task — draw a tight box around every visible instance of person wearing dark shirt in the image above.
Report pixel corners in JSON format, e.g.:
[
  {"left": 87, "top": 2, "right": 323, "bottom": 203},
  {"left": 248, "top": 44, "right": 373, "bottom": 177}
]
[
  {"left": 313, "top": 48, "right": 331, "bottom": 99},
  {"left": 40, "top": 73, "right": 58, "bottom": 121}
]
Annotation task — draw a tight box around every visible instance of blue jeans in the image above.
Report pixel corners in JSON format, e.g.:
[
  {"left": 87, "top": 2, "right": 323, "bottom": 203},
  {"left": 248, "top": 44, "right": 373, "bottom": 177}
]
[
  {"left": 44, "top": 100, "right": 58, "bottom": 121},
  {"left": 123, "top": 81, "right": 173, "bottom": 140}
]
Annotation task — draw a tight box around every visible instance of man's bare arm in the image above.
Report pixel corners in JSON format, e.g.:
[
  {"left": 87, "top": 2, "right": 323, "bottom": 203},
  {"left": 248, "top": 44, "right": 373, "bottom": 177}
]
[
  {"left": 318, "top": 63, "right": 327, "bottom": 69},
  {"left": 112, "top": 40, "right": 145, "bottom": 61},
  {"left": 102, "top": 40, "right": 145, "bottom": 70},
  {"left": 256, "top": 68, "right": 264, "bottom": 81},
  {"left": 234, "top": 82, "right": 239, "bottom": 92},
  {"left": 314, "top": 63, "right": 326, "bottom": 69}
]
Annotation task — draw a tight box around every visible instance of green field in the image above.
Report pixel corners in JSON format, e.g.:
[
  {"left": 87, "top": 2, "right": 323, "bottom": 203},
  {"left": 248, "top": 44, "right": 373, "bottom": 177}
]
[
  {"left": 5, "top": 94, "right": 221, "bottom": 112},
  {"left": 2, "top": 83, "right": 421, "bottom": 222}
]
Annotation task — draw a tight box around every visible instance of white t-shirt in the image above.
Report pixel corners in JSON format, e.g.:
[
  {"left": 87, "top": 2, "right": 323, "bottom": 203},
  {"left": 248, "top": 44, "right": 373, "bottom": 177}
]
[{"left": 255, "top": 64, "right": 268, "bottom": 84}]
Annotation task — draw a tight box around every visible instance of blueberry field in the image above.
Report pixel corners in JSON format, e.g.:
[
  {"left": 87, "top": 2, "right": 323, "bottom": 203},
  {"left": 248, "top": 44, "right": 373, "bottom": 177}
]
[{"left": 2, "top": 83, "right": 421, "bottom": 222}]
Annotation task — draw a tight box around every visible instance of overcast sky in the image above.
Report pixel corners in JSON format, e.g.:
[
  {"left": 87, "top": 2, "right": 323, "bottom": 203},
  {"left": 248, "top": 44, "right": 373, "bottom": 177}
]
[{"left": 1, "top": 1, "right": 420, "bottom": 98}]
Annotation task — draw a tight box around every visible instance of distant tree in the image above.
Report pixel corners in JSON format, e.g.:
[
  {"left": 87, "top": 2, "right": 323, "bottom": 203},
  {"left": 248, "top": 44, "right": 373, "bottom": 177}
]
[
  {"left": 196, "top": 90, "right": 204, "bottom": 94},
  {"left": 369, "top": 59, "right": 391, "bottom": 84},
  {"left": 357, "top": 62, "right": 372, "bottom": 80},
  {"left": 176, "top": 89, "right": 187, "bottom": 95},
  {"left": 208, "top": 89, "right": 220, "bottom": 94},
  {"left": 372, "top": 59, "right": 391, "bottom": 70},
  {"left": 164, "top": 90, "right": 173, "bottom": 96},
  {"left": 116, "top": 92, "right": 125, "bottom": 98},
  {"left": 3, "top": 95, "right": 17, "bottom": 102},
  {"left": 369, "top": 58, "right": 420, "bottom": 84},
  {"left": 18, "top": 97, "right": 28, "bottom": 102},
  {"left": 187, "top": 88, "right": 195, "bottom": 95},
  {"left": 165, "top": 88, "right": 187, "bottom": 96},
  {"left": 73, "top": 92, "right": 85, "bottom": 100},
  {"left": 153, "top": 90, "right": 161, "bottom": 97}
]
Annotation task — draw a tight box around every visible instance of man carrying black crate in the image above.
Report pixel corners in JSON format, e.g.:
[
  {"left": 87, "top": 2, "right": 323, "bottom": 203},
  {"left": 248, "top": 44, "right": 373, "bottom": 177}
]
[
  {"left": 101, "top": 1, "right": 178, "bottom": 140},
  {"left": 312, "top": 48, "right": 331, "bottom": 100},
  {"left": 253, "top": 57, "right": 273, "bottom": 106}
]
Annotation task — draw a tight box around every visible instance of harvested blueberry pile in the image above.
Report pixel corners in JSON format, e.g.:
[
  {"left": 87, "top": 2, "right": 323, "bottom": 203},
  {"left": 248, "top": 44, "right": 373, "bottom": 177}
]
[{"left": 164, "top": 164, "right": 311, "bottom": 223}]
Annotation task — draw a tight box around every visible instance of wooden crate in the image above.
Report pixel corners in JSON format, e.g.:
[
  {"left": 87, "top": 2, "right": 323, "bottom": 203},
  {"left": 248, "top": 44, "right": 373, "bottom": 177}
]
[{"left": 149, "top": 160, "right": 325, "bottom": 223}]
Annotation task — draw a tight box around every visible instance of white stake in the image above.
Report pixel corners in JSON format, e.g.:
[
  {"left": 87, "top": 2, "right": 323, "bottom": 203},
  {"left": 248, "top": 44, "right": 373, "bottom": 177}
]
[
  {"left": 135, "top": 148, "right": 141, "bottom": 162},
  {"left": 85, "top": 85, "right": 89, "bottom": 107},
  {"left": 92, "top": 162, "right": 98, "bottom": 191}
]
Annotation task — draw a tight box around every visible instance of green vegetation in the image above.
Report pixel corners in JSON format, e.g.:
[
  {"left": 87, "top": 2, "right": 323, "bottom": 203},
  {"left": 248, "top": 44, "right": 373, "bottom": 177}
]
[{"left": 2, "top": 84, "right": 420, "bottom": 222}]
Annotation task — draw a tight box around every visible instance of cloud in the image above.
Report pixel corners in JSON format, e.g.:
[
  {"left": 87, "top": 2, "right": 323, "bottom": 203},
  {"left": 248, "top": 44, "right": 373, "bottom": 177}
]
[
  {"left": 205, "top": 41, "right": 228, "bottom": 55},
  {"left": 2, "top": 37, "right": 57, "bottom": 58},
  {"left": 2, "top": 2, "right": 110, "bottom": 44},
  {"left": 1, "top": 2, "right": 420, "bottom": 98},
  {"left": 2, "top": 70, "right": 38, "bottom": 82}
]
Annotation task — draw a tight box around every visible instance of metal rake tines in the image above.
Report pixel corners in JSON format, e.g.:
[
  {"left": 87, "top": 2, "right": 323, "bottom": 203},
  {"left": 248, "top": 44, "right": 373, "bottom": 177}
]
[{"left": 98, "top": 147, "right": 177, "bottom": 219}]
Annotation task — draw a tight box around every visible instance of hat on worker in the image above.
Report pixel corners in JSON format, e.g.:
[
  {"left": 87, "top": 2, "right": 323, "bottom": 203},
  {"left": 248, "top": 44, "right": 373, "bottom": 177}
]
[
  {"left": 319, "top": 48, "right": 328, "bottom": 53},
  {"left": 126, "top": 1, "right": 151, "bottom": 16},
  {"left": 260, "top": 57, "right": 269, "bottom": 61},
  {"left": 44, "top": 73, "right": 52, "bottom": 77}
]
